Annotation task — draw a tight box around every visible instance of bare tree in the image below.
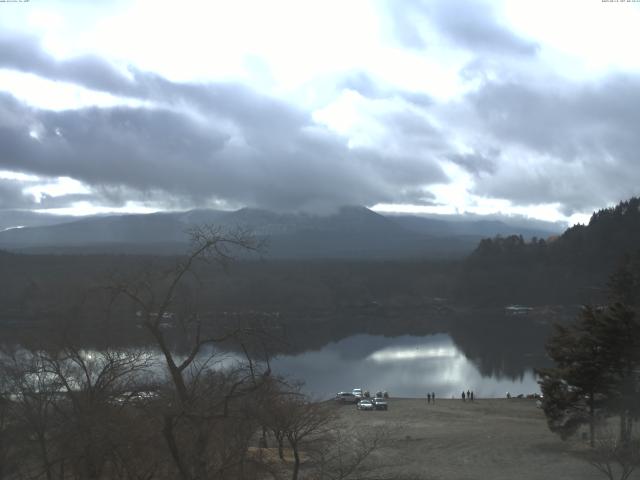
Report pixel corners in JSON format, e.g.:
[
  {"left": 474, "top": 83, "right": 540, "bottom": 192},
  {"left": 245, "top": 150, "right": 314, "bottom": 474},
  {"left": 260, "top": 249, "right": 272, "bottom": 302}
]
[
  {"left": 108, "top": 225, "right": 274, "bottom": 480},
  {"left": 0, "top": 225, "right": 324, "bottom": 480},
  {"left": 311, "top": 426, "right": 390, "bottom": 480},
  {"left": 583, "top": 426, "right": 640, "bottom": 480},
  {"left": 0, "top": 362, "right": 15, "bottom": 480},
  {"left": 41, "top": 345, "right": 154, "bottom": 479},
  {"left": 0, "top": 346, "right": 64, "bottom": 480},
  {"left": 261, "top": 391, "right": 334, "bottom": 480},
  {"left": 0, "top": 341, "right": 156, "bottom": 480}
]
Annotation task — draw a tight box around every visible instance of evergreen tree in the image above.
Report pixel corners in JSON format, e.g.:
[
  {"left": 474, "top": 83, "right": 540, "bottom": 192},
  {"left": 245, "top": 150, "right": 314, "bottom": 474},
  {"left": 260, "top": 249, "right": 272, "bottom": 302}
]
[
  {"left": 537, "top": 306, "right": 612, "bottom": 446},
  {"left": 538, "top": 303, "right": 640, "bottom": 447}
]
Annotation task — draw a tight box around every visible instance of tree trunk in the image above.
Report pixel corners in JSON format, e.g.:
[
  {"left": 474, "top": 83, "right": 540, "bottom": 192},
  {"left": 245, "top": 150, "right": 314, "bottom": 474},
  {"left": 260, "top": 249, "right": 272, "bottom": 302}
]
[
  {"left": 148, "top": 326, "right": 190, "bottom": 405},
  {"left": 260, "top": 426, "right": 268, "bottom": 448},
  {"left": 194, "top": 420, "right": 209, "bottom": 480},
  {"left": 276, "top": 434, "right": 285, "bottom": 461},
  {"left": 291, "top": 443, "right": 300, "bottom": 480},
  {"left": 37, "top": 433, "right": 54, "bottom": 480},
  {"left": 163, "top": 414, "right": 192, "bottom": 480},
  {"left": 619, "top": 410, "right": 631, "bottom": 445},
  {"left": 589, "top": 394, "right": 595, "bottom": 448}
]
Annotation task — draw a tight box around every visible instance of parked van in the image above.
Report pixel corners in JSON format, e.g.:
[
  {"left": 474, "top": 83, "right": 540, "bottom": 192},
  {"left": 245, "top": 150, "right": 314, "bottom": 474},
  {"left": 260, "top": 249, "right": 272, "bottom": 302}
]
[{"left": 335, "top": 392, "right": 358, "bottom": 404}]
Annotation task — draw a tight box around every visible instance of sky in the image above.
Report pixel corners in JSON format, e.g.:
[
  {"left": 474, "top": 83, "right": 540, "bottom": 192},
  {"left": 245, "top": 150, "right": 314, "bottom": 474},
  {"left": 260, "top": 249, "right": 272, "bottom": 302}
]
[{"left": 1, "top": 0, "right": 640, "bottom": 225}]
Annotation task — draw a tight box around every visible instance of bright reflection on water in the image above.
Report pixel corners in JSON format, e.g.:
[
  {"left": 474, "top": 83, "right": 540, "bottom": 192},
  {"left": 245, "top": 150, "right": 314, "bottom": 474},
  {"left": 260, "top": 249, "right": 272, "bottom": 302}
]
[{"left": 270, "top": 334, "right": 539, "bottom": 400}]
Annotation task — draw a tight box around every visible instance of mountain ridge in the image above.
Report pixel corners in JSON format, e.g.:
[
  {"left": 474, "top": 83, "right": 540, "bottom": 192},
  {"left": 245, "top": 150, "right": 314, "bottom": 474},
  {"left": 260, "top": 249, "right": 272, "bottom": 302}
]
[{"left": 0, "top": 206, "right": 561, "bottom": 259}]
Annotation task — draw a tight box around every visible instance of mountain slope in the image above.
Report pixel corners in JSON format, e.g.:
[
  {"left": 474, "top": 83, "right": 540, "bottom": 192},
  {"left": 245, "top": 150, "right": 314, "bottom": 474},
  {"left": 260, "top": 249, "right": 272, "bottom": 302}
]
[
  {"left": 390, "top": 215, "right": 560, "bottom": 239},
  {"left": 0, "top": 206, "right": 554, "bottom": 259}
]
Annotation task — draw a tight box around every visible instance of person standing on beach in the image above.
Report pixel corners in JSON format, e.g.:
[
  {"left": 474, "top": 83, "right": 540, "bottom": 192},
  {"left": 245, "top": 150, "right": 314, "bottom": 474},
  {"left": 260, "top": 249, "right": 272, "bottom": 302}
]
[
  {"left": 427, "top": 393, "right": 431, "bottom": 404},
  {"left": 431, "top": 392, "right": 435, "bottom": 404},
  {"left": 462, "top": 391, "right": 466, "bottom": 402}
]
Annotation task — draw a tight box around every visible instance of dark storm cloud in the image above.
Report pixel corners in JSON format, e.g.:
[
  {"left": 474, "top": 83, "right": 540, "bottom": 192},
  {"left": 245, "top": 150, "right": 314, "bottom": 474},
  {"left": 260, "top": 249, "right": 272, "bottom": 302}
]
[
  {"left": 386, "top": 0, "right": 538, "bottom": 56},
  {"left": 0, "top": 32, "right": 454, "bottom": 211},
  {"left": 0, "top": 32, "right": 308, "bottom": 132},
  {"left": 0, "top": 93, "right": 227, "bottom": 195},
  {"left": 465, "top": 75, "right": 640, "bottom": 213},
  {"left": 469, "top": 77, "right": 640, "bottom": 159},
  {"left": 2, "top": 28, "right": 635, "bottom": 218},
  {"left": 393, "top": 188, "right": 437, "bottom": 206},
  {"left": 447, "top": 151, "right": 498, "bottom": 176},
  {"left": 0, "top": 32, "right": 137, "bottom": 96},
  {"left": 0, "top": 178, "right": 34, "bottom": 209},
  {"left": 387, "top": 109, "right": 441, "bottom": 142},
  {"left": 0, "top": 92, "right": 447, "bottom": 212}
]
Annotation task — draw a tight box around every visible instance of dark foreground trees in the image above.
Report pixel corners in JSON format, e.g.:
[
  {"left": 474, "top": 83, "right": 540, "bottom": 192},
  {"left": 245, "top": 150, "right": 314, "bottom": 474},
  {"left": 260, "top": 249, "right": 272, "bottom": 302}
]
[
  {"left": 538, "top": 260, "right": 640, "bottom": 479},
  {"left": 539, "top": 305, "right": 640, "bottom": 431},
  {"left": 0, "top": 226, "right": 385, "bottom": 479}
]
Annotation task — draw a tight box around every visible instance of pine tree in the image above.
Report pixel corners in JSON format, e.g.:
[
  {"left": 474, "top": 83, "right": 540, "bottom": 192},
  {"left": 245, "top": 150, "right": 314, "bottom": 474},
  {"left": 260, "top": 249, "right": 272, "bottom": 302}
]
[
  {"left": 537, "top": 306, "right": 612, "bottom": 446},
  {"left": 538, "top": 303, "right": 640, "bottom": 447}
]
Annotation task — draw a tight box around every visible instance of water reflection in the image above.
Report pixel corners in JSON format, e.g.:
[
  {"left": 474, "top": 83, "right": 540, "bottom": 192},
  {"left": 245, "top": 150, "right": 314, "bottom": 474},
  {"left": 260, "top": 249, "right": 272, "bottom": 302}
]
[{"left": 271, "top": 333, "right": 540, "bottom": 399}]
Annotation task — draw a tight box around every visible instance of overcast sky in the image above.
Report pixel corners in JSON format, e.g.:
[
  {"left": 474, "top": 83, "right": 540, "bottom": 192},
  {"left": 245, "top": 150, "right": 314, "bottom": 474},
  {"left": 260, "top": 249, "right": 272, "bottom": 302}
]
[{"left": 1, "top": 0, "right": 639, "bottom": 224}]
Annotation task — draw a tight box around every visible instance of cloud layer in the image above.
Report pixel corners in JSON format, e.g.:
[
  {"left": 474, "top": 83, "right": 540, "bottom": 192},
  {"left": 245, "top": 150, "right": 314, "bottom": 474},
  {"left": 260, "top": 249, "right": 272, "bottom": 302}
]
[
  {"left": 0, "top": 33, "right": 449, "bottom": 212},
  {"left": 1, "top": 0, "right": 640, "bottom": 222}
]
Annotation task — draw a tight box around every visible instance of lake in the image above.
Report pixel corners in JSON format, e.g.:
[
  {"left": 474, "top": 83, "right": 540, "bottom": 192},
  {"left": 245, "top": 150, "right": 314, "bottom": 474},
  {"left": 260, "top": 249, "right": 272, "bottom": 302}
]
[
  {"left": 270, "top": 332, "right": 541, "bottom": 399},
  {"left": 2, "top": 309, "right": 554, "bottom": 400}
]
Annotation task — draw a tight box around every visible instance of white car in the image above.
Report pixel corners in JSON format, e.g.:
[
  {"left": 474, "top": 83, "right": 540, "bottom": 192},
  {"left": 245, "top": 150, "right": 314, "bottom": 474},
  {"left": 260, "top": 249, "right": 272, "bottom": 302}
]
[
  {"left": 357, "top": 399, "right": 374, "bottom": 411},
  {"left": 352, "top": 388, "right": 363, "bottom": 398},
  {"left": 372, "top": 397, "right": 388, "bottom": 410},
  {"left": 335, "top": 392, "right": 358, "bottom": 404}
]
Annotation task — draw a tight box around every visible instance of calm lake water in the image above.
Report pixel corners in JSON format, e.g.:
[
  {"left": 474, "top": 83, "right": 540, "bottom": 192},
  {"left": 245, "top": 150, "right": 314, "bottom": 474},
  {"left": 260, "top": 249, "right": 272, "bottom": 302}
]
[
  {"left": 269, "top": 333, "right": 540, "bottom": 400},
  {"left": 5, "top": 310, "right": 551, "bottom": 400}
]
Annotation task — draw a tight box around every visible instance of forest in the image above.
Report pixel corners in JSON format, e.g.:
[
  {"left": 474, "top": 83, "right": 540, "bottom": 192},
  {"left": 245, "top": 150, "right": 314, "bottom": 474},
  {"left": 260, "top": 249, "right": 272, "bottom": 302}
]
[{"left": 457, "top": 197, "right": 640, "bottom": 306}]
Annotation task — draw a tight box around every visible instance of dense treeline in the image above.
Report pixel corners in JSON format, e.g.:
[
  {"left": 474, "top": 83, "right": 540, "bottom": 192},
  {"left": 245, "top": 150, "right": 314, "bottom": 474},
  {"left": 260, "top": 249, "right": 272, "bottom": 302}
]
[
  {"left": 0, "top": 253, "right": 458, "bottom": 327},
  {"left": 457, "top": 197, "right": 640, "bottom": 306}
]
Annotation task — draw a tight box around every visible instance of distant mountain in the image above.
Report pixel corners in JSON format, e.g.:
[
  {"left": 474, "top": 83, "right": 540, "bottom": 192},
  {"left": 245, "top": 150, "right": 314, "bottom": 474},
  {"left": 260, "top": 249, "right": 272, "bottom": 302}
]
[
  {"left": 0, "top": 206, "right": 560, "bottom": 259},
  {"left": 390, "top": 215, "right": 559, "bottom": 239},
  {"left": 0, "top": 210, "right": 77, "bottom": 232}
]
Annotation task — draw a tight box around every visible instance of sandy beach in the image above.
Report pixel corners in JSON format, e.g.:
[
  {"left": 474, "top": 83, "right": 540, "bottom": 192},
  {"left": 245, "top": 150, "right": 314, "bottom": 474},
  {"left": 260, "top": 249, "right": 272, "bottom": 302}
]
[{"left": 329, "top": 397, "right": 616, "bottom": 480}]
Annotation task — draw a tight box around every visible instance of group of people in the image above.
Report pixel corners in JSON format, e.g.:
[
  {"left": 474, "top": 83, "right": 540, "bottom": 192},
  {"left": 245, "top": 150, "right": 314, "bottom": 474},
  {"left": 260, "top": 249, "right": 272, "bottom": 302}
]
[{"left": 426, "top": 390, "right": 477, "bottom": 402}]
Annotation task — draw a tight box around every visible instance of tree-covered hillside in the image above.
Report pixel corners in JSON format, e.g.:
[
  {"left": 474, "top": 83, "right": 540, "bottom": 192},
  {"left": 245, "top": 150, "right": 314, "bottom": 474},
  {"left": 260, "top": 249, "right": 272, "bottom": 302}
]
[{"left": 456, "top": 197, "right": 640, "bottom": 305}]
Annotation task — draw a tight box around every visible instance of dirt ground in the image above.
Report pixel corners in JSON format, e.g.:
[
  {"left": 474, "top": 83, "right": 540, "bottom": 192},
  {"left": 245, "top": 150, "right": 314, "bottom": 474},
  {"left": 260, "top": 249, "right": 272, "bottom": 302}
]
[{"left": 329, "top": 397, "right": 629, "bottom": 480}]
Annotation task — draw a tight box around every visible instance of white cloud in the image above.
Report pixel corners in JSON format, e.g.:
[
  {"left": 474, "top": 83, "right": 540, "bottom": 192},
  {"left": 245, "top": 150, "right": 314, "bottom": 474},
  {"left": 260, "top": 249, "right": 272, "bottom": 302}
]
[
  {"left": 0, "top": 69, "right": 147, "bottom": 111},
  {"left": 24, "top": 176, "right": 91, "bottom": 203},
  {"left": 33, "top": 201, "right": 160, "bottom": 217},
  {"left": 504, "top": 0, "right": 640, "bottom": 76}
]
